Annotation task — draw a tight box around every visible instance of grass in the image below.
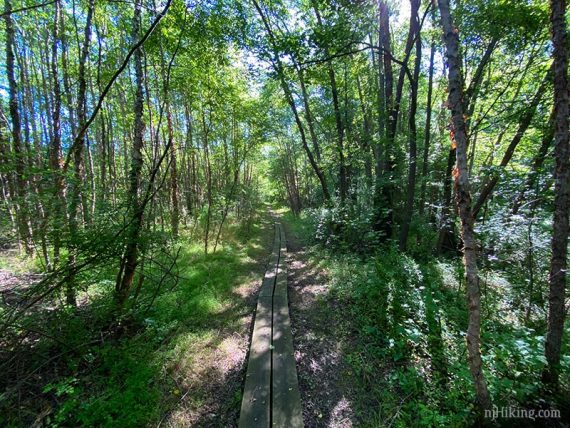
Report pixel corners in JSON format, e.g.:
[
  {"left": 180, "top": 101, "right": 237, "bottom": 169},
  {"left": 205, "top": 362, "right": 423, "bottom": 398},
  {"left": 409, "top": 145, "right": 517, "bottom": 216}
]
[
  {"left": 0, "top": 247, "right": 41, "bottom": 273},
  {"left": 0, "top": 207, "right": 274, "bottom": 427},
  {"left": 275, "top": 207, "right": 314, "bottom": 246}
]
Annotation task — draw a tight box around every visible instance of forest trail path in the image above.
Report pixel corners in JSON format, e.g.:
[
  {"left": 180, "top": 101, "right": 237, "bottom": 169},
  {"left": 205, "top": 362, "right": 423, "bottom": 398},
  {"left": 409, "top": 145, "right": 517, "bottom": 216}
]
[
  {"left": 283, "top": 218, "right": 356, "bottom": 427},
  {"left": 239, "top": 221, "right": 303, "bottom": 428}
]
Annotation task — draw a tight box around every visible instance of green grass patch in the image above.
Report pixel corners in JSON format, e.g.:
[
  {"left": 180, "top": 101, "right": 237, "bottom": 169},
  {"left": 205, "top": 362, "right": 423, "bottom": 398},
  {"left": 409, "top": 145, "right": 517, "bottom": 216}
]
[{"left": 0, "top": 208, "right": 273, "bottom": 427}]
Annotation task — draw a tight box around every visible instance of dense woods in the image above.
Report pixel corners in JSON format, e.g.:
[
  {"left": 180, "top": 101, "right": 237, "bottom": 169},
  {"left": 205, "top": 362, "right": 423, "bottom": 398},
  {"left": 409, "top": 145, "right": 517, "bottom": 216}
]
[{"left": 0, "top": 0, "right": 568, "bottom": 426}]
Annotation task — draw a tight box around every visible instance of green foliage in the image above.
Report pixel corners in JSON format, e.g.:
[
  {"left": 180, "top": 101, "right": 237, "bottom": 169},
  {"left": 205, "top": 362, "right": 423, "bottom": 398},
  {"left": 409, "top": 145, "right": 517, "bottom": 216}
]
[
  {"left": 0, "top": 0, "right": 566, "bottom": 424},
  {"left": 0, "top": 208, "right": 271, "bottom": 427},
  {"left": 309, "top": 203, "right": 381, "bottom": 252},
  {"left": 295, "top": 222, "right": 570, "bottom": 426}
]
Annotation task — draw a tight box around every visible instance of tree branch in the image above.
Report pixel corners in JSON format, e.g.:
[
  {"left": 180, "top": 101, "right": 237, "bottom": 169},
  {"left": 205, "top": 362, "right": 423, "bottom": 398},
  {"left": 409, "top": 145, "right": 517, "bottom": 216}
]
[{"left": 0, "top": 0, "right": 55, "bottom": 18}]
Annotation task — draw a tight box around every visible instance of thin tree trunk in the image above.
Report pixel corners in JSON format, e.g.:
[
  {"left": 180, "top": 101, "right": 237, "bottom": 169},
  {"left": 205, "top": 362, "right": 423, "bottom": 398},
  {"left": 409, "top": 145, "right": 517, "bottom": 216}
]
[
  {"left": 0, "top": 104, "right": 18, "bottom": 239},
  {"left": 438, "top": 0, "right": 492, "bottom": 412},
  {"left": 437, "top": 147, "right": 458, "bottom": 253},
  {"left": 184, "top": 103, "right": 195, "bottom": 216},
  {"left": 472, "top": 73, "right": 549, "bottom": 217},
  {"left": 4, "top": 0, "right": 33, "bottom": 255},
  {"left": 399, "top": 0, "right": 421, "bottom": 251},
  {"left": 369, "top": 32, "right": 384, "bottom": 180},
  {"left": 19, "top": 38, "right": 50, "bottom": 268},
  {"left": 311, "top": 1, "right": 347, "bottom": 201},
  {"left": 251, "top": 0, "right": 330, "bottom": 201},
  {"left": 419, "top": 41, "right": 435, "bottom": 216},
  {"left": 512, "top": 108, "right": 555, "bottom": 214},
  {"left": 116, "top": 0, "right": 145, "bottom": 306},
  {"left": 373, "top": 0, "right": 394, "bottom": 236},
  {"left": 437, "top": 37, "right": 498, "bottom": 253},
  {"left": 159, "top": 37, "right": 181, "bottom": 240},
  {"left": 543, "top": 0, "right": 569, "bottom": 388},
  {"left": 50, "top": 0, "right": 66, "bottom": 268},
  {"left": 295, "top": 66, "right": 321, "bottom": 161},
  {"left": 202, "top": 107, "right": 213, "bottom": 254},
  {"left": 356, "top": 74, "right": 373, "bottom": 187},
  {"left": 66, "top": 0, "right": 94, "bottom": 306},
  {"left": 169, "top": 107, "right": 179, "bottom": 239}
]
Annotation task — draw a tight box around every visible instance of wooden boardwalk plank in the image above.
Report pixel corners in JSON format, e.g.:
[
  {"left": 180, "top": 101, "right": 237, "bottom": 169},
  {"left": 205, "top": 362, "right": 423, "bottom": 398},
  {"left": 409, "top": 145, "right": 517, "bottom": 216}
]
[
  {"left": 258, "top": 261, "right": 278, "bottom": 298},
  {"left": 259, "top": 224, "right": 280, "bottom": 298},
  {"left": 278, "top": 222, "right": 286, "bottom": 253},
  {"left": 272, "top": 294, "right": 303, "bottom": 428},
  {"left": 240, "top": 221, "right": 303, "bottom": 428},
  {"left": 274, "top": 227, "right": 287, "bottom": 298},
  {"left": 239, "top": 296, "right": 273, "bottom": 428},
  {"left": 273, "top": 265, "right": 287, "bottom": 297}
]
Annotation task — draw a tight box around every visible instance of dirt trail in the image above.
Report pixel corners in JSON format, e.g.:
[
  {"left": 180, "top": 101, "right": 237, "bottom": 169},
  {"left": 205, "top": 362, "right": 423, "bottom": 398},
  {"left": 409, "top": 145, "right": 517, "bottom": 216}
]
[
  {"left": 0, "top": 268, "right": 41, "bottom": 307},
  {"left": 284, "top": 224, "right": 355, "bottom": 428}
]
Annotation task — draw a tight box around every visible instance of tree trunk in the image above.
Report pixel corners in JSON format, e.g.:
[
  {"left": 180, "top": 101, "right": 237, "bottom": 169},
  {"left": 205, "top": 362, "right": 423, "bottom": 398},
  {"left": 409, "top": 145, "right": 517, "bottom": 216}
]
[
  {"left": 370, "top": 32, "right": 385, "bottom": 200},
  {"left": 437, "top": 147, "right": 458, "bottom": 253},
  {"left": 202, "top": 107, "right": 213, "bottom": 254},
  {"left": 169, "top": 107, "right": 179, "bottom": 239},
  {"left": 295, "top": 66, "right": 322, "bottom": 162},
  {"left": 543, "top": 0, "right": 569, "bottom": 388},
  {"left": 438, "top": 0, "right": 492, "bottom": 412},
  {"left": 312, "top": 1, "right": 348, "bottom": 201},
  {"left": 373, "top": 0, "right": 395, "bottom": 237},
  {"left": 66, "top": 0, "right": 95, "bottom": 306},
  {"left": 116, "top": 0, "right": 145, "bottom": 306},
  {"left": 438, "top": 36, "right": 497, "bottom": 254},
  {"left": 49, "top": 0, "right": 66, "bottom": 268},
  {"left": 0, "top": 103, "right": 18, "bottom": 239},
  {"left": 4, "top": 0, "right": 33, "bottom": 255},
  {"left": 512, "top": 108, "right": 555, "bottom": 215},
  {"left": 472, "top": 73, "right": 549, "bottom": 217},
  {"left": 399, "top": 0, "right": 421, "bottom": 251},
  {"left": 419, "top": 41, "right": 435, "bottom": 216}
]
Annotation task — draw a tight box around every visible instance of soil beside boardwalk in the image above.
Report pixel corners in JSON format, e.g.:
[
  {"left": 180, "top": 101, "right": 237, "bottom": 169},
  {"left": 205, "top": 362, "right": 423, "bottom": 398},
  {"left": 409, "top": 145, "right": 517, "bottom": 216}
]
[{"left": 282, "top": 218, "right": 356, "bottom": 428}]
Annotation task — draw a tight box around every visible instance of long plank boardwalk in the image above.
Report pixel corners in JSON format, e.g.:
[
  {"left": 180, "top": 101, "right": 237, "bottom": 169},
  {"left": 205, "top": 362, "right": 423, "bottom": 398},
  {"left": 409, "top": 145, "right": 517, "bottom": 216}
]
[{"left": 239, "top": 222, "right": 303, "bottom": 428}]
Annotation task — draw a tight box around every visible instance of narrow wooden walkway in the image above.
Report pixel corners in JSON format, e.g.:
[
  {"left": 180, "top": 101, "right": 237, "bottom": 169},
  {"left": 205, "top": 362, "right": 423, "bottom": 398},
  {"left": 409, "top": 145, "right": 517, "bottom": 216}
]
[{"left": 239, "top": 222, "right": 303, "bottom": 428}]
